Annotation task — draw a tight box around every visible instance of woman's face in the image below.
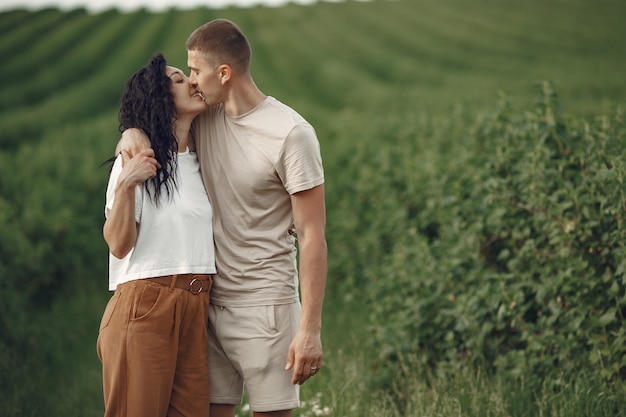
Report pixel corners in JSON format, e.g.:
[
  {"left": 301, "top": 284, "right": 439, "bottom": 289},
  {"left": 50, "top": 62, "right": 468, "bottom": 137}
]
[{"left": 166, "top": 66, "right": 207, "bottom": 117}]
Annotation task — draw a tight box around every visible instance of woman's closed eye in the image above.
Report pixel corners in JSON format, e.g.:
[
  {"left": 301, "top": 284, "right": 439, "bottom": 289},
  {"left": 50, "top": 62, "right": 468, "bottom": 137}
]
[{"left": 168, "top": 72, "right": 185, "bottom": 83}]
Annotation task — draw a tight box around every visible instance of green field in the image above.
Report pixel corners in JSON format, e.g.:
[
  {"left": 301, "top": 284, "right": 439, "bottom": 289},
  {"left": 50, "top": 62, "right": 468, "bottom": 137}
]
[{"left": 1, "top": 0, "right": 625, "bottom": 416}]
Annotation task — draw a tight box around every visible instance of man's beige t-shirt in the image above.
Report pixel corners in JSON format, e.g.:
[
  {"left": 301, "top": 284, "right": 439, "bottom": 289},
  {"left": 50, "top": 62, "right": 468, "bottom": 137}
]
[{"left": 192, "top": 96, "right": 324, "bottom": 307}]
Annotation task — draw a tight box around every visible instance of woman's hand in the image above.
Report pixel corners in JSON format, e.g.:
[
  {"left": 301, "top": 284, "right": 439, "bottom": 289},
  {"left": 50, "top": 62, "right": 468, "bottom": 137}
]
[{"left": 117, "top": 149, "right": 159, "bottom": 189}]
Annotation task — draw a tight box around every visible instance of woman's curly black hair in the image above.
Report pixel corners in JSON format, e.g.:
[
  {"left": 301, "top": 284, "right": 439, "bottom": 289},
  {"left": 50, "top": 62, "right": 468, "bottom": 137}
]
[{"left": 118, "top": 53, "right": 178, "bottom": 204}]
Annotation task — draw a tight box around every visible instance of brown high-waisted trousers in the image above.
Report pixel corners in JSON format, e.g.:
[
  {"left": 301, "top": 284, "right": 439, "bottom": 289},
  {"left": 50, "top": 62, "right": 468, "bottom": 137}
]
[{"left": 97, "top": 275, "right": 212, "bottom": 417}]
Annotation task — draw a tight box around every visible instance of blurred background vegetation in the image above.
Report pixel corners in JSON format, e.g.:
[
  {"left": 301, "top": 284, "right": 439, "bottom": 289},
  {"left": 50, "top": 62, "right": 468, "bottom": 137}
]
[{"left": 1, "top": 0, "right": 625, "bottom": 415}]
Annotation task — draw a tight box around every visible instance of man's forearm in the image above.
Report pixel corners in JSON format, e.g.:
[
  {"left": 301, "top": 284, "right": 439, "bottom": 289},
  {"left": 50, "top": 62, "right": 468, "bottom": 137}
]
[{"left": 298, "top": 235, "right": 327, "bottom": 332}]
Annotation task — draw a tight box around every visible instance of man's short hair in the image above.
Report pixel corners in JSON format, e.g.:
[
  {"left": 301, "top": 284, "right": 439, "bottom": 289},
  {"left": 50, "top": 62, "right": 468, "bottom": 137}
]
[{"left": 186, "top": 19, "right": 251, "bottom": 73}]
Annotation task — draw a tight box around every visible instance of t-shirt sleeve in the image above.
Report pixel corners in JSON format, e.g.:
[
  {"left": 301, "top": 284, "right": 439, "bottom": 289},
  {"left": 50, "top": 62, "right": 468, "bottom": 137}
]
[
  {"left": 104, "top": 155, "right": 143, "bottom": 223},
  {"left": 278, "top": 123, "right": 325, "bottom": 195}
]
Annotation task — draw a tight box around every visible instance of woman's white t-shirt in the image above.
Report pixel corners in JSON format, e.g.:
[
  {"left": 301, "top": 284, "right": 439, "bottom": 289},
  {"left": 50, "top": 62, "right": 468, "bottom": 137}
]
[{"left": 105, "top": 149, "right": 216, "bottom": 291}]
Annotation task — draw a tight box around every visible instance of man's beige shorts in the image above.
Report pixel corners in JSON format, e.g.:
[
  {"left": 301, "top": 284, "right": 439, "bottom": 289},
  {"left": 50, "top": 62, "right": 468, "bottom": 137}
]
[{"left": 208, "top": 302, "right": 301, "bottom": 412}]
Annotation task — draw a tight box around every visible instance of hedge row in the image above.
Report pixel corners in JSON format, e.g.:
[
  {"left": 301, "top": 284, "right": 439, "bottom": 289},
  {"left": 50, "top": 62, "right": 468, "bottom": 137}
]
[{"left": 354, "top": 83, "right": 625, "bottom": 388}]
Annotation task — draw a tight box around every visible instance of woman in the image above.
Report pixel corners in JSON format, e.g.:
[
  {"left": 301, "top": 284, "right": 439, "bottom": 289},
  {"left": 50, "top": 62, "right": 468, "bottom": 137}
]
[{"left": 97, "top": 54, "right": 213, "bottom": 417}]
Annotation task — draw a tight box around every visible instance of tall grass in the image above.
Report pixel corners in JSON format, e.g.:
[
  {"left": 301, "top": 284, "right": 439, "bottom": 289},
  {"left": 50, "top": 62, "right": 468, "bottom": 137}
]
[{"left": 234, "top": 294, "right": 626, "bottom": 417}]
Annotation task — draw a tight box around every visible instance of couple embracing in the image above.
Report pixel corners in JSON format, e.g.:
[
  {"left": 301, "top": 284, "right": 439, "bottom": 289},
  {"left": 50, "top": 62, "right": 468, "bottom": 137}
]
[{"left": 97, "top": 18, "right": 327, "bottom": 417}]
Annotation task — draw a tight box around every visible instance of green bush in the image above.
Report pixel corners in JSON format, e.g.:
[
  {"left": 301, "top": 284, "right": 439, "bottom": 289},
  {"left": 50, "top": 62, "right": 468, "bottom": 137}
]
[
  {"left": 0, "top": 117, "right": 113, "bottom": 398},
  {"left": 368, "top": 83, "right": 626, "bottom": 388}
]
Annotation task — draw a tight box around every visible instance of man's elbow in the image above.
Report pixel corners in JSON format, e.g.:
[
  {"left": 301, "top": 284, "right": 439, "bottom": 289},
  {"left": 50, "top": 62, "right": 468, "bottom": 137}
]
[{"left": 298, "top": 230, "right": 327, "bottom": 253}]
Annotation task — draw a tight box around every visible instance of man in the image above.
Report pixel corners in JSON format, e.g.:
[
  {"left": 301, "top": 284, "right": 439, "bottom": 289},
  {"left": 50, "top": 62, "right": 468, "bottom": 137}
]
[{"left": 119, "top": 19, "right": 327, "bottom": 417}]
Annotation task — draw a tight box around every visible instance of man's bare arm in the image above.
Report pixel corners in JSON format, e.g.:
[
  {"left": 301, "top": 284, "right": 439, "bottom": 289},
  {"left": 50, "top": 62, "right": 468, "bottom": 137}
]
[
  {"left": 285, "top": 184, "right": 327, "bottom": 385},
  {"left": 115, "top": 128, "right": 151, "bottom": 156}
]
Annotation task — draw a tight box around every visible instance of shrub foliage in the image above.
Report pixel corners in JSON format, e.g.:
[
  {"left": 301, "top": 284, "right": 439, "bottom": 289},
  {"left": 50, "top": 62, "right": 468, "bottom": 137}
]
[{"left": 365, "top": 83, "right": 626, "bottom": 388}]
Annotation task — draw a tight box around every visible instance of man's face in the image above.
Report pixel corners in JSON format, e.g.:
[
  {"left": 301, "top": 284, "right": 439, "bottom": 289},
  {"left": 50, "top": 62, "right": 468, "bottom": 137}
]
[{"left": 187, "top": 49, "right": 222, "bottom": 106}]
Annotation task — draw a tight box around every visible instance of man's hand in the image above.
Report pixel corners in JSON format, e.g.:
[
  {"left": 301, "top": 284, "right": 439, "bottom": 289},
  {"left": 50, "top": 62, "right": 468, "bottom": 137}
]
[
  {"left": 115, "top": 128, "right": 151, "bottom": 157},
  {"left": 285, "top": 329, "right": 323, "bottom": 385}
]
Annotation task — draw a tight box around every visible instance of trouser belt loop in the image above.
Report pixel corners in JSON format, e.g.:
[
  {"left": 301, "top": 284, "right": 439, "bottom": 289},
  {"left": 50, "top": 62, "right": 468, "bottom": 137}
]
[{"left": 169, "top": 274, "right": 178, "bottom": 292}]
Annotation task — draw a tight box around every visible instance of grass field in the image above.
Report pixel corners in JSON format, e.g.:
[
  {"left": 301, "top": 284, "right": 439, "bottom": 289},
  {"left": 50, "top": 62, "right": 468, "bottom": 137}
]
[{"left": 1, "top": 0, "right": 625, "bottom": 415}]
